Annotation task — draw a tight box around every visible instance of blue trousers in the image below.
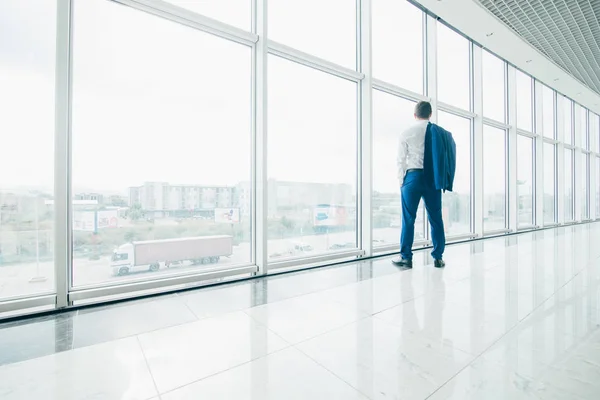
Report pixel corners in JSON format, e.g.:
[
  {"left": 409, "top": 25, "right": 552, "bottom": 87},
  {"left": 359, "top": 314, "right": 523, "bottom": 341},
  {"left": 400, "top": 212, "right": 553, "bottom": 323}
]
[{"left": 400, "top": 170, "right": 445, "bottom": 260}]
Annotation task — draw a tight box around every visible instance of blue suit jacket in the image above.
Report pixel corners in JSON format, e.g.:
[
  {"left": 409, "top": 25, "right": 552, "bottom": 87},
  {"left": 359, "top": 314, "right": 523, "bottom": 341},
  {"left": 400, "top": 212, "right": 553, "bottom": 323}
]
[{"left": 423, "top": 122, "right": 456, "bottom": 192}]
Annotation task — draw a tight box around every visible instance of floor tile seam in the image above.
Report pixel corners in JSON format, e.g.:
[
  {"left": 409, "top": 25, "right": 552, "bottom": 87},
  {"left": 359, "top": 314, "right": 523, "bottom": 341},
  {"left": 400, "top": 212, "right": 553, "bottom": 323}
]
[
  {"left": 423, "top": 268, "right": 595, "bottom": 400},
  {"left": 71, "top": 316, "right": 203, "bottom": 353},
  {"left": 0, "top": 308, "right": 257, "bottom": 370},
  {"left": 243, "top": 282, "right": 382, "bottom": 318},
  {"left": 172, "top": 292, "right": 205, "bottom": 322},
  {"left": 155, "top": 345, "right": 293, "bottom": 397},
  {"left": 422, "top": 321, "right": 531, "bottom": 399},
  {"left": 244, "top": 271, "right": 403, "bottom": 310},
  {"left": 136, "top": 335, "right": 161, "bottom": 399},
  {"left": 239, "top": 308, "right": 298, "bottom": 348},
  {"left": 251, "top": 309, "right": 374, "bottom": 349},
  {"left": 291, "top": 342, "right": 375, "bottom": 400},
  {"left": 370, "top": 293, "right": 429, "bottom": 318}
]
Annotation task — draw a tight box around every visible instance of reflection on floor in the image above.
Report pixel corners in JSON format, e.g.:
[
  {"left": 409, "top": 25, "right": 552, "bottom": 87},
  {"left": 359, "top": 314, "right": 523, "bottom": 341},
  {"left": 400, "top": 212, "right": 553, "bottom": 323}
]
[{"left": 1, "top": 224, "right": 600, "bottom": 399}]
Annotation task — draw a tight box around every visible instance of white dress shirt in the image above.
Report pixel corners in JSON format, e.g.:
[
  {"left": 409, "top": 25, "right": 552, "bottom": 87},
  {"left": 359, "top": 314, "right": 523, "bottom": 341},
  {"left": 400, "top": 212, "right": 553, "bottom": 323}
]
[{"left": 397, "top": 119, "right": 428, "bottom": 182}]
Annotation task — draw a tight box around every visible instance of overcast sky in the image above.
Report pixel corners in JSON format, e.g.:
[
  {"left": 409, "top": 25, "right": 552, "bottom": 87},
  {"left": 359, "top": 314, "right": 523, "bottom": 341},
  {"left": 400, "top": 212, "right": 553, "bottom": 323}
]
[{"left": 1, "top": 0, "right": 533, "bottom": 197}]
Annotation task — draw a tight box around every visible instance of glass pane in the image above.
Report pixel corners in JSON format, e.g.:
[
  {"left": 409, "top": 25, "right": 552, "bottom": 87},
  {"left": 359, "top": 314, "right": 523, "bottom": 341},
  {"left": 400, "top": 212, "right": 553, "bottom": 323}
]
[
  {"left": 597, "top": 157, "right": 600, "bottom": 219},
  {"left": 372, "top": 0, "right": 423, "bottom": 94},
  {"left": 372, "top": 91, "right": 424, "bottom": 247},
  {"left": 517, "top": 135, "right": 534, "bottom": 226},
  {"left": 541, "top": 85, "right": 555, "bottom": 139},
  {"left": 563, "top": 97, "right": 573, "bottom": 145},
  {"left": 72, "top": 0, "right": 252, "bottom": 286},
  {"left": 482, "top": 51, "right": 506, "bottom": 122},
  {"left": 0, "top": 0, "right": 56, "bottom": 300},
  {"left": 268, "top": 56, "right": 357, "bottom": 261},
  {"left": 437, "top": 112, "right": 471, "bottom": 235},
  {"left": 564, "top": 149, "right": 574, "bottom": 222},
  {"left": 581, "top": 153, "right": 589, "bottom": 220},
  {"left": 576, "top": 105, "right": 589, "bottom": 150},
  {"left": 516, "top": 71, "right": 533, "bottom": 132},
  {"left": 437, "top": 24, "right": 470, "bottom": 110},
  {"left": 161, "top": 0, "right": 250, "bottom": 31},
  {"left": 269, "top": 0, "right": 356, "bottom": 68},
  {"left": 543, "top": 143, "right": 556, "bottom": 223},
  {"left": 592, "top": 113, "right": 600, "bottom": 153},
  {"left": 483, "top": 126, "right": 506, "bottom": 231}
]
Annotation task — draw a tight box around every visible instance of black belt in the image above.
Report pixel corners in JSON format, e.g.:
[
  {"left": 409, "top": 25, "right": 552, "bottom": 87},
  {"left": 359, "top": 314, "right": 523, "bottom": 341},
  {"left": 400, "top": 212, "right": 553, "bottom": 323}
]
[{"left": 406, "top": 168, "right": 423, "bottom": 173}]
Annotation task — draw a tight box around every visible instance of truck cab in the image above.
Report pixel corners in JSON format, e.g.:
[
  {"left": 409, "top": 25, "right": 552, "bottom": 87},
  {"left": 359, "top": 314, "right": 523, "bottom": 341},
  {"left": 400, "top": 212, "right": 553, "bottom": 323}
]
[{"left": 111, "top": 243, "right": 134, "bottom": 276}]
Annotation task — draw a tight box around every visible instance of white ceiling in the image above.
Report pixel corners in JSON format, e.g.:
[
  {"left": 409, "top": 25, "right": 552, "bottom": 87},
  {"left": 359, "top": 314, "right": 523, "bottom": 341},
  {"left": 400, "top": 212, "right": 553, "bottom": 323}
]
[{"left": 413, "top": 0, "right": 600, "bottom": 115}]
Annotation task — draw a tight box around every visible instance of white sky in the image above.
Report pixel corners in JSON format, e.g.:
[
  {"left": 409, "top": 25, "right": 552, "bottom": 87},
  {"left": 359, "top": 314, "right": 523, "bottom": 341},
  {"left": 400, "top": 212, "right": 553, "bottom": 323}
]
[{"left": 1, "top": 0, "right": 585, "bottom": 198}]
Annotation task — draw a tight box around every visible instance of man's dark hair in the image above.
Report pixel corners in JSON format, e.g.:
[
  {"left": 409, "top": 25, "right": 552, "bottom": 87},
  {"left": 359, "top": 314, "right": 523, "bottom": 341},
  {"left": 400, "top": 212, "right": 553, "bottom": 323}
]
[{"left": 415, "top": 101, "right": 432, "bottom": 119}]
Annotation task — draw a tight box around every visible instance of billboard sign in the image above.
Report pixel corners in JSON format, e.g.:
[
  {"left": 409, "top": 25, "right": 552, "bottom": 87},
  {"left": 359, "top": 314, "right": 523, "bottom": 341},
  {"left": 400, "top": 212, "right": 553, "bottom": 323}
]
[
  {"left": 214, "top": 208, "right": 240, "bottom": 224},
  {"left": 73, "top": 210, "right": 119, "bottom": 232},
  {"left": 73, "top": 211, "right": 95, "bottom": 232},
  {"left": 97, "top": 210, "right": 119, "bottom": 229},
  {"left": 313, "top": 205, "right": 347, "bottom": 227}
]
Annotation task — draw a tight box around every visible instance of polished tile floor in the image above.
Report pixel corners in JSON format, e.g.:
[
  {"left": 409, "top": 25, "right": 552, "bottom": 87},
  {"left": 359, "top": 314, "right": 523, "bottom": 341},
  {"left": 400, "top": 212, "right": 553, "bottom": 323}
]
[{"left": 1, "top": 224, "right": 600, "bottom": 399}]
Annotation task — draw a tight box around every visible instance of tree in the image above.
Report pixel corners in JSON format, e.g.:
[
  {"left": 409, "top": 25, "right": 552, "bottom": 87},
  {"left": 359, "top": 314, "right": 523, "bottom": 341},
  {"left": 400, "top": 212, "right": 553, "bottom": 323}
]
[
  {"left": 128, "top": 203, "right": 143, "bottom": 221},
  {"left": 280, "top": 216, "right": 296, "bottom": 233}
]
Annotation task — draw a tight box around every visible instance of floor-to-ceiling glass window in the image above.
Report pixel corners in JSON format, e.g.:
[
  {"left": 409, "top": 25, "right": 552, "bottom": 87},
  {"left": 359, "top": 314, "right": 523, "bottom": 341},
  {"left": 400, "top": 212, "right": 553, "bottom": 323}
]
[
  {"left": 543, "top": 143, "right": 556, "bottom": 224},
  {"left": 564, "top": 97, "right": 574, "bottom": 146},
  {"left": 582, "top": 153, "right": 590, "bottom": 219},
  {"left": 565, "top": 149, "right": 574, "bottom": 222},
  {"left": 71, "top": 0, "right": 252, "bottom": 285},
  {"left": 593, "top": 113, "right": 600, "bottom": 153},
  {"left": 542, "top": 85, "right": 555, "bottom": 140},
  {"left": 371, "top": 1, "right": 425, "bottom": 250},
  {"left": 515, "top": 71, "right": 534, "bottom": 227},
  {"left": 0, "top": 0, "right": 57, "bottom": 300},
  {"left": 437, "top": 24, "right": 471, "bottom": 110},
  {"left": 269, "top": 0, "right": 356, "bottom": 68},
  {"left": 482, "top": 126, "right": 507, "bottom": 231},
  {"left": 372, "top": 0, "right": 424, "bottom": 94},
  {"left": 482, "top": 50, "right": 506, "bottom": 122},
  {"left": 267, "top": 56, "right": 357, "bottom": 261},
  {"left": 372, "top": 91, "right": 424, "bottom": 248},
  {"left": 541, "top": 85, "right": 556, "bottom": 223},
  {"left": 592, "top": 114, "right": 600, "bottom": 219},
  {"left": 516, "top": 71, "right": 533, "bottom": 132},
  {"left": 437, "top": 22, "right": 472, "bottom": 236},
  {"left": 437, "top": 112, "right": 472, "bottom": 235},
  {"left": 517, "top": 135, "right": 535, "bottom": 227},
  {"left": 576, "top": 105, "right": 589, "bottom": 220},
  {"left": 597, "top": 156, "right": 600, "bottom": 218},
  {"left": 481, "top": 51, "right": 506, "bottom": 232},
  {"left": 161, "top": 0, "right": 250, "bottom": 30},
  {"left": 564, "top": 98, "right": 575, "bottom": 222}
]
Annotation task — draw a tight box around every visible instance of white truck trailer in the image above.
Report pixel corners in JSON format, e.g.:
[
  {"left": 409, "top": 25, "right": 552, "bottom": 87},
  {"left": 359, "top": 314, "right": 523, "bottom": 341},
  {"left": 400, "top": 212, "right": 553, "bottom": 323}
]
[{"left": 110, "top": 235, "right": 233, "bottom": 276}]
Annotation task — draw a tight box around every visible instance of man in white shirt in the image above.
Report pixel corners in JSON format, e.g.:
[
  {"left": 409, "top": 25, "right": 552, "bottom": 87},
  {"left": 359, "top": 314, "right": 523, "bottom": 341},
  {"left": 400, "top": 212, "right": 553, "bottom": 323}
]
[{"left": 392, "top": 101, "right": 446, "bottom": 269}]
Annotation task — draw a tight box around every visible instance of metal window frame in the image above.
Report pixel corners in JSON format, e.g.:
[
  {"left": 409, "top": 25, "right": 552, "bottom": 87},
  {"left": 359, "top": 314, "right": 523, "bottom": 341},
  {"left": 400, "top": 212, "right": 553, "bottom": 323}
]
[
  {"left": 515, "top": 132, "right": 536, "bottom": 228},
  {"left": 54, "top": 0, "right": 72, "bottom": 308},
  {"left": 481, "top": 123, "right": 510, "bottom": 234},
  {"left": 358, "top": 0, "right": 373, "bottom": 258},
  {"left": 8, "top": 0, "right": 600, "bottom": 319},
  {"left": 564, "top": 146, "right": 576, "bottom": 222},
  {"left": 254, "top": 0, "right": 268, "bottom": 275}
]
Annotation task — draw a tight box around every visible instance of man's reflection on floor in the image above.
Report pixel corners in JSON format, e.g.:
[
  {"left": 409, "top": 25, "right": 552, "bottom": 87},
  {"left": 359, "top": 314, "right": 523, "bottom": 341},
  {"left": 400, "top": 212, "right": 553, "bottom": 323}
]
[{"left": 398, "top": 254, "right": 458, "bottom": 396}]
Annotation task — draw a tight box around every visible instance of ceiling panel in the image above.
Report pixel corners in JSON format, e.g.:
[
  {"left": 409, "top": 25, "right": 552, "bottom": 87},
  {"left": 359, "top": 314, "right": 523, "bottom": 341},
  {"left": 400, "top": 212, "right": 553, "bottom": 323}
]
[{"left": 477, "top": 0, "right": 600, "bottom": 96}]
